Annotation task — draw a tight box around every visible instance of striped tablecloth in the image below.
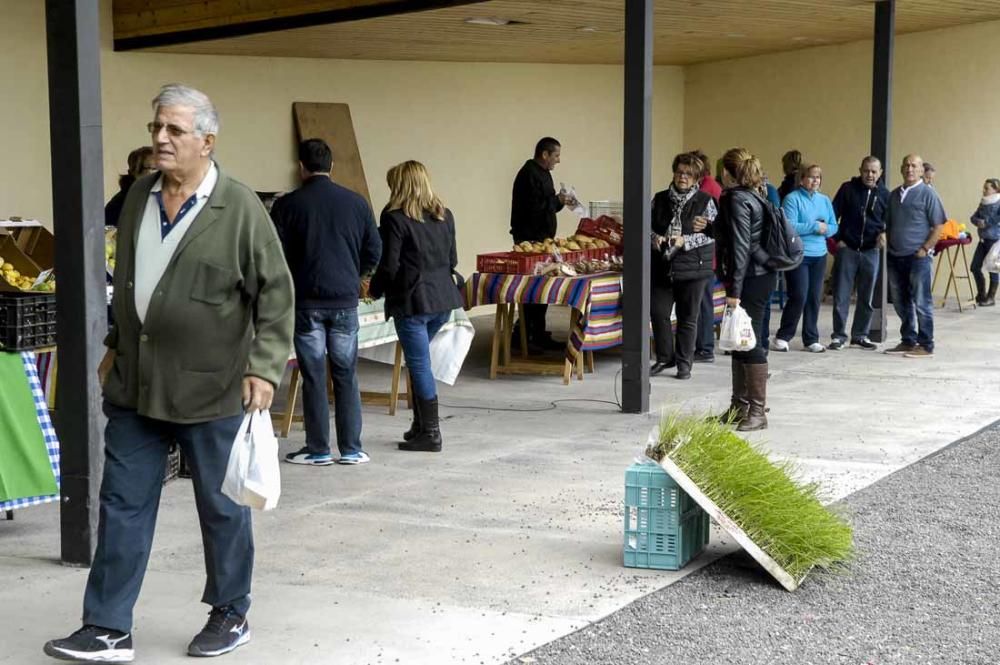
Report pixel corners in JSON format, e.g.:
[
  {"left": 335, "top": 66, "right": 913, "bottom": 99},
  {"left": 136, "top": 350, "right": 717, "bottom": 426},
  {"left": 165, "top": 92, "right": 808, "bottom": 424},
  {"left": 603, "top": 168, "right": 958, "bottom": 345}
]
[
  {"left": 464, "top": 271, "right": 726, "bottom": 363},
  {"left": 463, "top": 271, "right": 624, "bottom": 363}
]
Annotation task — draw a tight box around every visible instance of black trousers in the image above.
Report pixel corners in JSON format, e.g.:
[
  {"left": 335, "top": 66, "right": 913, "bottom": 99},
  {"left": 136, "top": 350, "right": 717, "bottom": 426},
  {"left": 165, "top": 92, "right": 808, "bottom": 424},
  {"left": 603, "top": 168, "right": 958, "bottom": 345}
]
[
  {"left": 731, "top": 272, "right": 777, "bottom": 365},
  {"left": 651, "top": 278, "right": 709, "bottom": 370},
  {"left": 695, "top": 278, "right": 716, "bottom": 355},
  {"left": 521, "top": 303, "right": 549, "bottom": 340}
]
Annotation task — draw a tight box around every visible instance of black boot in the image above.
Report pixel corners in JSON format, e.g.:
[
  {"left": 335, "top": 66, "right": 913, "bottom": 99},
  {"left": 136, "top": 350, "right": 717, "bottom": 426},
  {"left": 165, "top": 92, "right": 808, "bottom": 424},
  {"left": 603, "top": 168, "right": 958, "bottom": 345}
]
[
  {"left": 737, "top": 363, "right": 768, "bottom": 432},
  {"left": 983, "top": 282, "right": 997, "bottom": 307},
  {"left": 399, "top": 396, "right": 442, "bottom": 452},
  {"left": 403, "top": 379, "right": 422, "bottom": 441},
  {"left": 975, "top": 272, "right": 987, "bottom": 305},
  {"left": 709, "top": 359, "right": 746, "bottom": 424}
]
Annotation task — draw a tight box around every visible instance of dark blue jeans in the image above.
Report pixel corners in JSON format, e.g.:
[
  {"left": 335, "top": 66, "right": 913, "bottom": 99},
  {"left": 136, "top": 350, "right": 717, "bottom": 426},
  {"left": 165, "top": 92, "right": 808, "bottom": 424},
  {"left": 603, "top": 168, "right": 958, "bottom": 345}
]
[
  {"left": 294, "top": 307, "right": 362, "bottom": 456},
  {"left": 84, "top": 402, "right": 252, "bottom": 633},
  {"left": 695, "top": 278, "right": 715, "bottom": 355},
  {"left": 887, "top": 253, "right": 934, "bottom": 351},
  {"left": 831, "top": 246, "right": 880, "bottom": 342},
  {"left": 394, "top": 310, "right": 450, "bottom": 400},
  {"left": 777, "top": 255, "right": 827, "bottom": 346}
]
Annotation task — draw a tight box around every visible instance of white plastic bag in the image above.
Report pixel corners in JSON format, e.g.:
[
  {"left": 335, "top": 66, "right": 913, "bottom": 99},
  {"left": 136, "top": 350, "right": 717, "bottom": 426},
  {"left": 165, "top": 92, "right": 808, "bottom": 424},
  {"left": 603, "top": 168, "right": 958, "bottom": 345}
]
[
  {"left": 985, "top": 239, "right": 1000, "bottom": 273},
  {"left": 559, "top": 183, "right": 588, "bottom": 218},
  {"left": 718, "top": 305, "right": 757, "bottom": 353},
  {"left": 222, "top": 409, "right": 281, "bottom": 511}
]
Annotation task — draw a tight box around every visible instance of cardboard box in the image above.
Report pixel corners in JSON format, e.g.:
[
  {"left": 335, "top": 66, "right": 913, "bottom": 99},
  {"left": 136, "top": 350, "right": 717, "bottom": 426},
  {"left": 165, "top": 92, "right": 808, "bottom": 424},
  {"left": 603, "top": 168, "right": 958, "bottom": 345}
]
[{"left": 0, "top": 235, "right": 43, "bottom": 292}]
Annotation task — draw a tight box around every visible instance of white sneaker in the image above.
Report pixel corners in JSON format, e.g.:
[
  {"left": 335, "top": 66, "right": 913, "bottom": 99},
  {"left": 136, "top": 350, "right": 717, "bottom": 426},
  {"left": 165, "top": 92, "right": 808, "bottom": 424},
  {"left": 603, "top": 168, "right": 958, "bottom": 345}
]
[
  {"left": 806, "top": 342, "right": 826, "bottom": 353},
  {"left": 771, "top": 339, "right": 789, "bottom": 352}
]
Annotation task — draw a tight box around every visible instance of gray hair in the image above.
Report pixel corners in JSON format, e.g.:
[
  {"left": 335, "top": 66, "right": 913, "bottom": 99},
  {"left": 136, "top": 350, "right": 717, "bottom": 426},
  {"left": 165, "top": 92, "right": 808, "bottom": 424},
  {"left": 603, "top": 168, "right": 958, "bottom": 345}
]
[{"left": 151, "top": 84, "right": 219, "bottom": 136}]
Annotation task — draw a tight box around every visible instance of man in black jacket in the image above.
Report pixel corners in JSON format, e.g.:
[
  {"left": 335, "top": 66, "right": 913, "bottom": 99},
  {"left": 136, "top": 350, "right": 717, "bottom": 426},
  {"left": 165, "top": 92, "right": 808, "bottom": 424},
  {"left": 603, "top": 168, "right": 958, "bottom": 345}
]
[
  {"left": 828, "top": 156, "right": 888, "bottom": 351},
  {"left": 272, "top": 139, "right": 381, "bottom": 465},
  {"left": 510, "top": 137, "right": 572, "bottom": 351}
]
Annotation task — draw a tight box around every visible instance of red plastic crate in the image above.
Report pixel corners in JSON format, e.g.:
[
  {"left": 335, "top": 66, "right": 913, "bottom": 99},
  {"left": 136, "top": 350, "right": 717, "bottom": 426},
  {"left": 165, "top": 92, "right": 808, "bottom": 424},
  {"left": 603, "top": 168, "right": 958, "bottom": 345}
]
[
  {"left": 577, "top": 216, "right": 624, "bottom": 247},
  {"left": 477, "top": 246, "right": 621, "bottom": 274}
]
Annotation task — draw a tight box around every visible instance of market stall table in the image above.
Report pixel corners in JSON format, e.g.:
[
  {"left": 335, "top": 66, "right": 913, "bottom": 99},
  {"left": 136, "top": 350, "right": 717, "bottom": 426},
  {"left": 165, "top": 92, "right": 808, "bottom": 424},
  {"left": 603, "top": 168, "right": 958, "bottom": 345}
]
[
  {"left": 464, "top": 272, "right": 727, "bottom": 384},
  {"left": 931, "top": 236, "right": 976, "bottom": 311}
]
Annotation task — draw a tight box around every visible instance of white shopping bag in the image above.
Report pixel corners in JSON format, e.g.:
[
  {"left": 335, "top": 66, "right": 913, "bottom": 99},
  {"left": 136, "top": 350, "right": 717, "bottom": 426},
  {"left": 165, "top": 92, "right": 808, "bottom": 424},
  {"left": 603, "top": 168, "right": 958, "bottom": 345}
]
[
  {"left": 222, "top": 409, "right": 281, "bottom": 511},
  {"left": 718, "top": 304, "right": 757, "bottom": 353},
  {"left": 985, "top": 239, "right": 1000, "bottom": 273}
]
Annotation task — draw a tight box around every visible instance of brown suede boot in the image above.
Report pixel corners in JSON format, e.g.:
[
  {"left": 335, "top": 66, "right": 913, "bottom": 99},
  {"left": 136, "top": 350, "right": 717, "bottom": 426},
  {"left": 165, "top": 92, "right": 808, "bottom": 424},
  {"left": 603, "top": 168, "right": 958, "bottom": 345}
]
[
  {"left": 737, "top": 363, "right": 768, "bottom": 432},
  {"left": 710, "top": 359, "right": 747, "bottom": 425}
]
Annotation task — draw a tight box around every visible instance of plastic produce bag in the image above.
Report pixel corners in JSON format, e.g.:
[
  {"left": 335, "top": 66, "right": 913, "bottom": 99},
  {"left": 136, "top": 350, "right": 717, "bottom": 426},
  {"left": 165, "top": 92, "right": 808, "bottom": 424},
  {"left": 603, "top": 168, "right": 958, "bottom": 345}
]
[
  {"left": 718, "top": 305, "right": 757, "bottom": 353},
  {"left": 222, "top": 409, "right": 281, "bottom": 511},
  {"left": 985, "top": 239, "right": 1000, "bottom": 273},
  {"left": 559, "top": 183, "right": 588, "bottom": 218}
]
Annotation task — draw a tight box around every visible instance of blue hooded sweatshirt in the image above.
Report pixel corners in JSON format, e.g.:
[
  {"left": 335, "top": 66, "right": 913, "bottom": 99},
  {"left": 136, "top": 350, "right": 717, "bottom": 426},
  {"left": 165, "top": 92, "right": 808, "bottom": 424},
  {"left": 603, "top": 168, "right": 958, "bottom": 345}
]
[{"left": 782, "top": 187, "right": 838, "bottom": 257}]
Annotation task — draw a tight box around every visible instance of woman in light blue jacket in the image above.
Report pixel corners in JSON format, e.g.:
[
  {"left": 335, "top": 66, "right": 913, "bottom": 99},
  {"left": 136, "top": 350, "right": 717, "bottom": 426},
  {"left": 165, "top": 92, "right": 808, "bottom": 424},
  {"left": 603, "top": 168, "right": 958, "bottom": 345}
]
[{"left": 773, "top": 164, "right": 838, "bottom": 352}]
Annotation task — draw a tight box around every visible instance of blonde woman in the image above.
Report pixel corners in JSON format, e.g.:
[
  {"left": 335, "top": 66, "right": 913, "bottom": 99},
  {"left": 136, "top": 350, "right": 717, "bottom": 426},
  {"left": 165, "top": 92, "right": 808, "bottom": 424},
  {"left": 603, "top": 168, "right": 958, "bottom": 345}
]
[{"left": 370, "top": 161, "right": 463, "bottom": 452}]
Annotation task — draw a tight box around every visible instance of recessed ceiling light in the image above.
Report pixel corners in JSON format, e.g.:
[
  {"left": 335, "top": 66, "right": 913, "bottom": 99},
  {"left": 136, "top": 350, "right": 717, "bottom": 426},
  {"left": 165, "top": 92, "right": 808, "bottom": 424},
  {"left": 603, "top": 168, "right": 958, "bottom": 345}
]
[
  {"left": 465, "top": 17, "right": 513, "bottom": 26},
  {"left": 578, "top": 26, "right": 599, "bottom": 32}
]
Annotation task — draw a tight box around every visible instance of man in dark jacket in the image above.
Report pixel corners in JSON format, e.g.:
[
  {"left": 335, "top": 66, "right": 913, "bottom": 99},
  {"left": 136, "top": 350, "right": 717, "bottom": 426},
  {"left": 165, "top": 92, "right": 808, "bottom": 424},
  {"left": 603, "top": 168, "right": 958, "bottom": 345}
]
[
  {"left": 510, "top": 137, "right": 571, "bottom": 351},
  {"left": 272, "top": 138, "right": 381, "bottom": 466},
  {"left": 828, "top": 156, "right": 889, "bottom": 350}
]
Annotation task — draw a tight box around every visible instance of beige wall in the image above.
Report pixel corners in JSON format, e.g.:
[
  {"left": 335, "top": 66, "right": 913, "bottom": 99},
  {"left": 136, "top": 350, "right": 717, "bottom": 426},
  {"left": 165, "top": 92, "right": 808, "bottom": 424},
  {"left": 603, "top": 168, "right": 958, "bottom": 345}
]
[
  {"left": 1, "top": 0, "right": 684, "bottom": 277},
  {"left": 684, "top": 18, "right": 1000, "bottom": 224}
]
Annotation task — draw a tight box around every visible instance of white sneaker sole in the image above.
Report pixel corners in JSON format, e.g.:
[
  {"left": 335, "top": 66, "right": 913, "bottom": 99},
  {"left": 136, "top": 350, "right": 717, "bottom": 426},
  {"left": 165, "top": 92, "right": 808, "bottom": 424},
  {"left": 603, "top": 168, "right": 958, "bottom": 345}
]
[
  {"left": 283, "top": 456, "right": 334, "bottom": 466},
  {"left": 44, "top": 644, "right": 135, "bottom": 662},
  {"left": 188, "top": 628, "right": 251, "bottom": 657},
  {"left": 335, "top": 456, "right": 370, "bottom": 465}
]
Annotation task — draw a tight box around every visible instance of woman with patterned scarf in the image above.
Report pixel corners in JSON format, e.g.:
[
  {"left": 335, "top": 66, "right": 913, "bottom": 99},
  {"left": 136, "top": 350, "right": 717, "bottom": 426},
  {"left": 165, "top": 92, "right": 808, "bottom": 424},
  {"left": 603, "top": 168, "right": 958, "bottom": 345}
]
[{"left": 650, "top": 152, "right": 718, "bottom": 380}]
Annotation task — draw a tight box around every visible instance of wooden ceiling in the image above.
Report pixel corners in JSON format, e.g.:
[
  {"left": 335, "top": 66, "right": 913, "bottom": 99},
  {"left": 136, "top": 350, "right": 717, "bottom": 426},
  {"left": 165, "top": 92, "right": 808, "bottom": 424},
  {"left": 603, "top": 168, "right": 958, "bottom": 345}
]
[{"left": 115, "top": 0, "right": 1000, "bottom": 65}]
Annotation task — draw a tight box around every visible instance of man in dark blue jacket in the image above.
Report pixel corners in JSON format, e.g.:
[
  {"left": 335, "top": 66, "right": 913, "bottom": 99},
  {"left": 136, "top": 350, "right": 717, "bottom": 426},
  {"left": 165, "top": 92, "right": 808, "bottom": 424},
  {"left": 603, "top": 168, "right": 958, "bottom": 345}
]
[
  {"left": 828, "top": 156, "right": 889, "bottom": 350},
  {"left": 272, "top": 138, "right": 381, "bottom": 465}
]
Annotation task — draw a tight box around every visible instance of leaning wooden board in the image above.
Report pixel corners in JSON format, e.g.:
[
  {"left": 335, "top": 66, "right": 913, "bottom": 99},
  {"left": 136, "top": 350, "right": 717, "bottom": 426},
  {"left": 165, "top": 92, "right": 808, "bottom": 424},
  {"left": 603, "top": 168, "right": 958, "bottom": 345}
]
[{"left": 292, "top": 102, "right": 372, "bottom": 208}]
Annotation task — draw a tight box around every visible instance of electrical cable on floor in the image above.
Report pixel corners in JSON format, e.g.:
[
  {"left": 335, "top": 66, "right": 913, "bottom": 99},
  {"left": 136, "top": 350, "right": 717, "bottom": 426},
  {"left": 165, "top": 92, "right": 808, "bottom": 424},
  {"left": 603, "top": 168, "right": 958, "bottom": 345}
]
[{"left": 439, "top": 368, "right": 623, "bottom": 413}]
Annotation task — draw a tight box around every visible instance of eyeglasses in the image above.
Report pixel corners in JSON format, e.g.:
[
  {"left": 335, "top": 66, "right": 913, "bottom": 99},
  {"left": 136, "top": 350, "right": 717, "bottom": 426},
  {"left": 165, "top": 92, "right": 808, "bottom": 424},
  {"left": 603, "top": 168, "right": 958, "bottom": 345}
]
[
  {"left": 147, "top": 121, "right": 195, "bottom": 138},
  {"left": 674, "top": 171, "right": 696, "bottom": 178}
]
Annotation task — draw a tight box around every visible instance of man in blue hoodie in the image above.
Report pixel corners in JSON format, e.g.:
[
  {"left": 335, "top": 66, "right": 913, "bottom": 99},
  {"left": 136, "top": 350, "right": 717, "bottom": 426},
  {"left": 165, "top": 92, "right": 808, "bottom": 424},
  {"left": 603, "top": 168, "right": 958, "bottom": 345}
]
[{"left": 828, "top": 156, "right": 889, "bottom": 350}]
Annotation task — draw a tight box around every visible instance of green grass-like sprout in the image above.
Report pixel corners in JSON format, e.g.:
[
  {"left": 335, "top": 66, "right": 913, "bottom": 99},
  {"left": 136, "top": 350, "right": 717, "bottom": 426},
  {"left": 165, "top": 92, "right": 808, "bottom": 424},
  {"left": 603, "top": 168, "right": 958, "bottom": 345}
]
[{"left": 647, "top": 412, "right": 854, "bottom": 582}]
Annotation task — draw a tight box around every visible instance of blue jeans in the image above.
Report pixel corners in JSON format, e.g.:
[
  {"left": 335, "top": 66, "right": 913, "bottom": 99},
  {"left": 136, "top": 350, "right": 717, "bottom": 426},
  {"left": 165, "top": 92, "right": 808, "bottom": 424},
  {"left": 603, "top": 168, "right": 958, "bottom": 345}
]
[
  {"left": 777, "top": 255, "right": 827, "bottom": 346},
  {"left": 294, "top": 307, "right": 362, "bottom": 456},
  {"left": 695, "top": 278, "right": 715, "bottom": 355},
  {"left": 831, "top": 246, "right": 880, "bottom": 342},
  {"left": 394, "top": 311, "right": 450, "bottom": 400},
  {"left": 84, "top": 402, "right": 251, "bottom": 632},
  {"left": 887, "top": 254, "right": 934, "bottom": 351}
]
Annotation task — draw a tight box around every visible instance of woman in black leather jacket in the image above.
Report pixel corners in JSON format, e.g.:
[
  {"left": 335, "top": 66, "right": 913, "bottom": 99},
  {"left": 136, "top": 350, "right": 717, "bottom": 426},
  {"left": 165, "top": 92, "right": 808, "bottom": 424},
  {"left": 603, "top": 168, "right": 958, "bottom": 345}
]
[
  {"left": 370, "top": 161, "right": 463, "bottom": 452},
  {"left": 714, "top": 148, "right": 777, "bottom": 431},
  {"left": 650, "top": 152, "right": 717, "bottom": 380}
]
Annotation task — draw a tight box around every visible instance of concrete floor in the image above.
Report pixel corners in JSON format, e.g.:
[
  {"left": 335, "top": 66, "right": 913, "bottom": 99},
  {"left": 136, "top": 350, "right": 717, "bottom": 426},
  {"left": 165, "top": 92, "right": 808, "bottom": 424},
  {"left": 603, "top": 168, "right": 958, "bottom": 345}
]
[{"left": 3, "top": 301, "right": 998, "bottom": 664}]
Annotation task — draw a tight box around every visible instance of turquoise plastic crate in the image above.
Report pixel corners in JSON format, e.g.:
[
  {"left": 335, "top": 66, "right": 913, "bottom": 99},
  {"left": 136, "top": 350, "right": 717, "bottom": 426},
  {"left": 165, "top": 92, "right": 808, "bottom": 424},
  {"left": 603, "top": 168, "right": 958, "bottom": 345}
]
[{"left": 623, "top": 463, "right": 709, "bottom": 570}]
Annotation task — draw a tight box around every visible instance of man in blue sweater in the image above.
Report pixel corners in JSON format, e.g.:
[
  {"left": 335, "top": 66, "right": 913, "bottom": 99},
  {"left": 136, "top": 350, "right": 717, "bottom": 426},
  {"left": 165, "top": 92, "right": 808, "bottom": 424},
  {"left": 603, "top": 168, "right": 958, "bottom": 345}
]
[
  {"left": 272, "top": 139, "right": 382, "bottom": 464},
  {"left": 883, "top": 154, "right": 946, "bottom": 358},
  {"left": 828, "top": 156, "right": 889, "bottom": 350}
]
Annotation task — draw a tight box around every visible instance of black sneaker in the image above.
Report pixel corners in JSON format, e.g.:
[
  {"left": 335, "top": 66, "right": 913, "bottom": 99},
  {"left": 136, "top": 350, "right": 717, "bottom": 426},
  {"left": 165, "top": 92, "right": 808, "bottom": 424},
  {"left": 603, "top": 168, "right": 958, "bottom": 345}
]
[
  {"left": 851, "top": 337, "right": 878, "bottom": 350},
  {"left": 187, "top": 606, "right": 250, "bottom": 658},
  {"left": 693, "top": 352, "right": 715, "bottom": 364},
  {"left": 827, "top": 339, "right": 845, "bottom": 351},
  {"left": 44, "top": 625, "right": 134, "bottom": 662}
]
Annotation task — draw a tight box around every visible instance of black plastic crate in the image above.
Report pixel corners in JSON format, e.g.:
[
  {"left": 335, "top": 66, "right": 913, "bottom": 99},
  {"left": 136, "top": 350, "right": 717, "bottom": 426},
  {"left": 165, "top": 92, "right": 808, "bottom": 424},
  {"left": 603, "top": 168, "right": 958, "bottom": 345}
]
[{"left": 0, "top": 291, "right": 57, "bottom": 351}]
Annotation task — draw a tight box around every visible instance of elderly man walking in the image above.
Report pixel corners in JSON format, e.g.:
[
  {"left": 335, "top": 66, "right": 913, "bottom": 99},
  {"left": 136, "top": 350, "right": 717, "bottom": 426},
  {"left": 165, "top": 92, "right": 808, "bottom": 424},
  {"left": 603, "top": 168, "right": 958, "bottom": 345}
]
[
  {"left": 44, "top": 84, "right": 294, "bottom": 662},
  {"left": 828, "top": 156, "right": 889, "bottom": 351},
  {"left": 884, "top": 154, "right": 946, "bottom": 358}
]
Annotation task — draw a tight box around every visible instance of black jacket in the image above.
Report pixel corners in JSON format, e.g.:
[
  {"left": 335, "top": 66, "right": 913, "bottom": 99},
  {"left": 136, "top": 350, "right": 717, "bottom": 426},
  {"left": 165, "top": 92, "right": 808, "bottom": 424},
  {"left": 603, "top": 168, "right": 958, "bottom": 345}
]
[
  {"left": 510, "top": 159, "right": 564, "bottom": 242},
  {"left": 715, "top": 187, "right": 771, "bottom": 298},
  {"left": 104, "top": 185, "right": 130, "bottom": 227},
  {"left": 369, "top": 208, "right": 464, "bottom": 320},
  {"left": 832, "top": 177, "right": 889, "bottom": 250},
  {"left": 271, "top": 176, "right": 381, "bottom": 310},
  {"left": 778, "top": 173, "right": 797, "bottom": 202},
  {"left": 650, "top": 188, "right": 715, "bottom": 284}
]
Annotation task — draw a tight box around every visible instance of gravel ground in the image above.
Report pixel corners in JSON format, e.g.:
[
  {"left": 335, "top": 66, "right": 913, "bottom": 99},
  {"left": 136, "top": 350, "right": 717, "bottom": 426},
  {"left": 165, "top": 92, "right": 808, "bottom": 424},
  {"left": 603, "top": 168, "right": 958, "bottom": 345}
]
[{"left": 514, "top": 422, "right": 1000, "bottom": 665}]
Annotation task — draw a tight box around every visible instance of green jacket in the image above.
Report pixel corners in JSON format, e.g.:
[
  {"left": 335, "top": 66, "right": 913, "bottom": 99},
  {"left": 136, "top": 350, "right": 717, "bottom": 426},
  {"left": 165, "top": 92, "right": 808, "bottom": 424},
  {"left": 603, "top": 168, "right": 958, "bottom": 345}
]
[{"left": 104, "top": 167, "right": 294, "bottom": 423}]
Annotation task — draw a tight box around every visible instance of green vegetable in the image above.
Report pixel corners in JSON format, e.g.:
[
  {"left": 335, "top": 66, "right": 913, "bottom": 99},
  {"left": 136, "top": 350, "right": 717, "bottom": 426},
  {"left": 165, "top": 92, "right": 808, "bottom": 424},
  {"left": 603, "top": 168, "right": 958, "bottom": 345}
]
[{"left": 647, "top": 412, "right": 854, "bottom": 582}]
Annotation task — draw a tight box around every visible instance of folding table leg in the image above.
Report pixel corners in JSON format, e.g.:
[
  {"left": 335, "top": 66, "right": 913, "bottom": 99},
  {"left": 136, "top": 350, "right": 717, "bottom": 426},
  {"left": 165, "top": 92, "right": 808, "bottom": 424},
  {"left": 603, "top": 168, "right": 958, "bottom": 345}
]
[
  {"left": 489, "top": 303, "right": 503, "bottom": 379},
  {"left": 389, "top": 342, "right": 402, "bottom": 416},
  {"left": 277, "top": 367, "right": 300, "bottom": 438}
]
